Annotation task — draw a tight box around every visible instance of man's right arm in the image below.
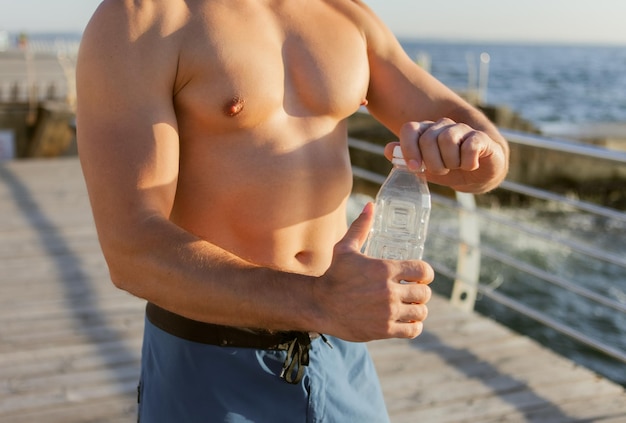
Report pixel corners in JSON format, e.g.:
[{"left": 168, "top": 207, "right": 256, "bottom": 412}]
[
  {"left": 77, "top": 1, "right": 316, "bottom": 332},
  {"left": 76, "top": 1, "right": 432, "bottom": 342}
]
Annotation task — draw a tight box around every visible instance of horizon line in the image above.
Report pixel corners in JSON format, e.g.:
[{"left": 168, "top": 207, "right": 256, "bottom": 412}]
[{"left": 2, "top": 28, "right": 624, "bottom": 48}]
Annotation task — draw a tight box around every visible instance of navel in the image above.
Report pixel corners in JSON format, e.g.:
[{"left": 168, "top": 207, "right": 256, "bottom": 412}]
[
  {"left": 295, "top": 250, "right": 314, "bottom": 266},
  {"left": 224, "top": 96, "right": 245, "bottom": 117}
]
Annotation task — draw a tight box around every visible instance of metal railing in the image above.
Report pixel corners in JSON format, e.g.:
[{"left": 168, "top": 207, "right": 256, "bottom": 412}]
[{"left": 348, "top": 130, "right": 626, "bottom": 370}]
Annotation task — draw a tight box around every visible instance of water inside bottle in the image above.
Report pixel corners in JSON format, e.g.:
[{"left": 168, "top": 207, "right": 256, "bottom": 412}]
[{"left": 366, "top": 190, "right": 430, "bottom": 260}]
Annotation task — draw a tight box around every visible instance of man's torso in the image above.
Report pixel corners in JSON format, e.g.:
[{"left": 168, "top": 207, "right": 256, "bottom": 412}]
[{"left": 146, "top": 0, "right": 372, "bottom": 274}]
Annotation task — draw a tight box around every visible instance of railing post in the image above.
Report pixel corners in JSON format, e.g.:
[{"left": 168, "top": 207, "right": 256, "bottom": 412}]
[{"left": 450, "top": 192, "right": 481, "bottom": 312}]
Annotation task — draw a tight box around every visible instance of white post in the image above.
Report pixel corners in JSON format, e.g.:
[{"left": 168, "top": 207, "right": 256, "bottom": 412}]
[
  {"left": 478, "top": 52, "right": 491, "bottom": 104},
  {"left": 450, "top": 192, "right": 481, "bottom": 312}
]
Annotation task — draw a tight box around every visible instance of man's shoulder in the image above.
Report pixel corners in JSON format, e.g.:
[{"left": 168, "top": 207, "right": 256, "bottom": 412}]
[
  {"left": 79, "top": 0, "right": 188, "bottom": 89},
  {"left": 97, "top": 0, "right": 185, "bottom": 15},
  {"left": 321, "top": 0, "right": 394, "bottom": 44},
  {"left": 81, "top": 0, "right": 192, "bottom": 62},
  {"left": 91, "top": 0, "right": 190, "bottom": 37}
]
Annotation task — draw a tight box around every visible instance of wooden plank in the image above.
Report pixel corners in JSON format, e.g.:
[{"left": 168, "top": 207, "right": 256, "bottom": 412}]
[
  {"left": 0, "top": 318, "right": 145, "bottom": 355},
  {"left": 0, "top": 395, "right": 137, "bottom": 423},
  {"left": 0, "top": 375, "right": 138, "bottom": 417},
  {"left": 0, "top": 227, "right": 102, "bottom": 259},
  {"left": 0, "top": 338, "right": 143, "bottom": 379},
  {"left": 0, "top": 292, "right": 141, "bottom": 317},
  {"left": 369, "top": 295, "right": 626, "bottom": 422}
]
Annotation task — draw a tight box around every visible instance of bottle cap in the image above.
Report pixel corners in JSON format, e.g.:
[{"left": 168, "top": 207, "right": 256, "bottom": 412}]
[{"left": 392, "top": 146, "right": 406, "bottom": 165}]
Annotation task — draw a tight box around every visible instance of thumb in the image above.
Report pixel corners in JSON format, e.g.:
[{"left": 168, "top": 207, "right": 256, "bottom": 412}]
[{"left": 335, "top": 202, "right": 375, "bottom": 254}]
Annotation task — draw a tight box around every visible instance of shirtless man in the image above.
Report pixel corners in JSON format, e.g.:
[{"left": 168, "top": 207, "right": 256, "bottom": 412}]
[{"left": 77, "top": 0, "right": 508, "bottom": 421}]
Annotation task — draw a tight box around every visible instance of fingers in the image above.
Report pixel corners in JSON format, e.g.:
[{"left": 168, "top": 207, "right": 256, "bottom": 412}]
[
  {"left": 397, "top": 121, "right": 433, "bottom": 170},
  {"left": 401, "top": 281, "right": 432, "bottom": 305},
  {"left": 389, "top": 264, "right": 432, "bottom": 333},
  {"left": 399, "top": 118, "right": 489, "bottom": 175},
  {"left": 397, "top": 259, "right": 435, "bottom": 285},
  {"left": 397, "top": 302, "right": 429, "bottom": 324},
  {"left": 392, "top": 320, "right": 425, "bottom": 339},
  {"left": 389, "top": 262, "right": 432, "bottom": 337},
  {"left": 389, "top": 300, "right": 429, "bottom": 338},
  {"left": 334, "top": 202, "right": 374, "bottom": 254}
]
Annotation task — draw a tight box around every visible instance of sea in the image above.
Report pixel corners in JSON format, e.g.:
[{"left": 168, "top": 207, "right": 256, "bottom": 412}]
[
  {"left": 398, "top": 39, "right": 626, "bottom": 131},
  {"left": 9, "top": 32, "right": 626, "bottom": 386}
]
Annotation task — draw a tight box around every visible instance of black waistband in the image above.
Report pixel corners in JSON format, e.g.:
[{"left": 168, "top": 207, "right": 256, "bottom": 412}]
[
  {"left": 145, "top": 302, "right": 309, "bottom": 349},
  {"left": 145, "top": 302, "right": 320, "bottom": 383}
]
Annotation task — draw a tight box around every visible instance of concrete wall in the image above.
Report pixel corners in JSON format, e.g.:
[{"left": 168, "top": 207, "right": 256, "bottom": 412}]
[{"left": 0, "top": 101, "right": 75, "bottom": 158}]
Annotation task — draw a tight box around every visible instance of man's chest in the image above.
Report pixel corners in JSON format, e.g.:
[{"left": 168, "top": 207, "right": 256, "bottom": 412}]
[{"left": 173, "top": 0, "right": 370, "bottom": 131}]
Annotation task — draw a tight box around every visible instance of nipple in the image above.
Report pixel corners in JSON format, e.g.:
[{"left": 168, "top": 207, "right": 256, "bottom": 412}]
[
  {"left": 224, "top": 96, "right": 245, "bottom": 117},
  {"left": 360, "top": 98, "right": 369, "bottom": 107}
]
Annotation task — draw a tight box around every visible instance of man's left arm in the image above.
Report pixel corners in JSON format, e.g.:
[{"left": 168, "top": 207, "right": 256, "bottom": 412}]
[{"left": 356, "top": 3, "right": 509, "bottom": 193}]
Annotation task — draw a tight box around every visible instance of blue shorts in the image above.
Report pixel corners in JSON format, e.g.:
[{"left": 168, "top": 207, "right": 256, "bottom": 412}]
[{"left": 138, "top": 317, "right": 390, "bottom": 422}]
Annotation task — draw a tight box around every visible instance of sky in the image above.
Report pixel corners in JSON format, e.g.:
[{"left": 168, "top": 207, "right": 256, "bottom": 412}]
[{"left": 0, "top": 0, "right": 625, "bottom": 45}]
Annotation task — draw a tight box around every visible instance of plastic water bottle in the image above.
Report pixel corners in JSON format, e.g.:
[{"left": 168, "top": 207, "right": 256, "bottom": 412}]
[{"left": 364, "top": 146, "right": 431, "bottom": 260}]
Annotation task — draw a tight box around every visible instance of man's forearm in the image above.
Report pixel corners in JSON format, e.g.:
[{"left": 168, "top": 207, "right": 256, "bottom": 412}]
[{"left": 102, "top": 214, "right": 318, "bottom": 332}]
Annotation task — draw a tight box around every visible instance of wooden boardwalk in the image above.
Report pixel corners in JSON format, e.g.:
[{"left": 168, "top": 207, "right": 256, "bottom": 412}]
[{"left": 1, "top": 157, "right": 625, "bottom": 422}]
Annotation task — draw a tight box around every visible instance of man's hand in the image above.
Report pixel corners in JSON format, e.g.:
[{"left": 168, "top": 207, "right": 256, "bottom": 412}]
[
  {"left": 384, "top": 118, "right": 508, "bottom": 193},
  {"left": 313, "top": 203, "right": 433, "bottom": 342}
]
